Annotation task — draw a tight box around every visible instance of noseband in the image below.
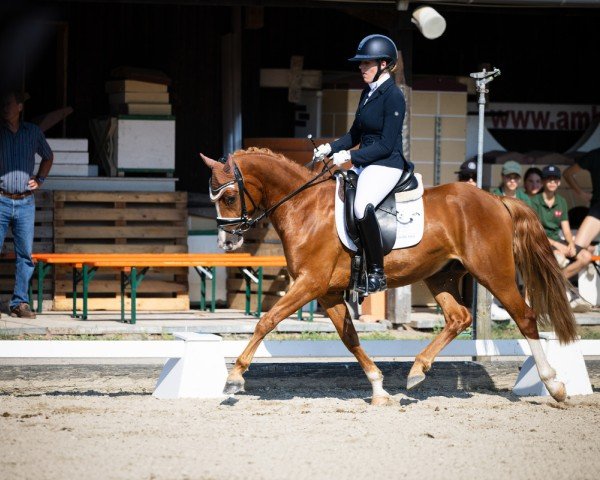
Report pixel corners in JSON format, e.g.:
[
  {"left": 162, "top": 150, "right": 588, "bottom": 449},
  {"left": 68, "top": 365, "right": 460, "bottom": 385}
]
[
  {"left": 209, "top": 158, "right": 335, "bottom": 237},
  {"left": 209, "top": 162, "right": 260, "bottom": 236}
]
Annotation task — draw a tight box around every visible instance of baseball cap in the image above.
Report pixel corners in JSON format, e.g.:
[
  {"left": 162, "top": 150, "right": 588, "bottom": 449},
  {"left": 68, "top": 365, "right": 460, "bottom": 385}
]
[
  {"left": 455, "top": 160, "right": 477, "bottom": 175},
  {"left": 502, "top": 160, "right": 522, "bottom": 177},
  {"left": 541, "top": 165, "right": 561, "bottom": 179}
]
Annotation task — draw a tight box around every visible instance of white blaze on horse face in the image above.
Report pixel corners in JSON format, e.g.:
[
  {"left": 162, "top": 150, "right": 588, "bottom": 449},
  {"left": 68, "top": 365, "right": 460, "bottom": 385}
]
[
  {"left": 214, "top": 199, "right": 245, "bottom": 251},
  {"left": 217, "top": 229, "right": 244, "bottom": 251}
]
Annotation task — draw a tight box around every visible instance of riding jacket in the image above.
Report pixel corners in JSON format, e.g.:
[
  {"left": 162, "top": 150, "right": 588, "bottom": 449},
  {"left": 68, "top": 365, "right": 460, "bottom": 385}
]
[{"left": 330, "top": 76, "right": 407, "bottom": 170}]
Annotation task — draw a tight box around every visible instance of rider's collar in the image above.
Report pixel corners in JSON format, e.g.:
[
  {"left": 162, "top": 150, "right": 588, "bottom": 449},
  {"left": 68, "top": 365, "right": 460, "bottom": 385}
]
[{"left": 369, "top": 72, "right": 390, "bottom": 92}]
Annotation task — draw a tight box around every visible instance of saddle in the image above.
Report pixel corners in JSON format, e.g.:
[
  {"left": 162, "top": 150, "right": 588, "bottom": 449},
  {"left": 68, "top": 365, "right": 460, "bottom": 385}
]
[
  {"left": 338, "top": 162, "right": 419, "bottom": 255},
  {"left": 335, "top": 163, "right": 420, "bottom": 299}
]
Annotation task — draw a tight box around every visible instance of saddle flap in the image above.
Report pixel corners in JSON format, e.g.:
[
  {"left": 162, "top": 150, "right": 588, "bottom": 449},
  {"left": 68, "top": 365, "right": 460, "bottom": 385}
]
[{"left": 334, "top": 172, "right": 425, "bottom": 254}]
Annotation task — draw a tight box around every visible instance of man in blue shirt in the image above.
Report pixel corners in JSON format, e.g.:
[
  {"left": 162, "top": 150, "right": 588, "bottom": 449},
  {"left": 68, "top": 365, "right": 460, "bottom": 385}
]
[{"left": 1, "top": 90, "right": 53, "bottom": 318}]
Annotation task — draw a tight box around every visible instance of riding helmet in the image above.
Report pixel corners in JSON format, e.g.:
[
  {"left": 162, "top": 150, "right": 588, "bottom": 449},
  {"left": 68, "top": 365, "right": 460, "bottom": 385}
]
[{"left": 348, "top": 34, "right": 398, "bottom": 67}]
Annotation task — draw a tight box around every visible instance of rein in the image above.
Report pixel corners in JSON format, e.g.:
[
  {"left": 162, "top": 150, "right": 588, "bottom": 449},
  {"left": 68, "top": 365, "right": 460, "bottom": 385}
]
[{"left": 211, "top": 158, "right": 335, "bottom": 236}]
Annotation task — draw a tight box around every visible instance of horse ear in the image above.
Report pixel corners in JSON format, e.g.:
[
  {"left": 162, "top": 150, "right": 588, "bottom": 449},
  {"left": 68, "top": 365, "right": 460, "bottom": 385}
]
[
  {"left": 199, "top": 153, "right": 218, "bottom": 169},
  {"left": 224, "top": 153, "right": 235, "bottom": 175}
]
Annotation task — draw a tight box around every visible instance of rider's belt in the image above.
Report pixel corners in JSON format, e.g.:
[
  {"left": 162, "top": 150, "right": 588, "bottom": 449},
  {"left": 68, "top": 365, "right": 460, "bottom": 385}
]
[{"left": 0, "top": 190, "right": 34, "bottom": 200}]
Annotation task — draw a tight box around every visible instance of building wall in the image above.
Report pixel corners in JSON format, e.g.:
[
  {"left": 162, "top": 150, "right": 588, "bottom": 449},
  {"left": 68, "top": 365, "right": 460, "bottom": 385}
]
[{"left": 321, "top": 87, "right": 468, "bottom": 188}]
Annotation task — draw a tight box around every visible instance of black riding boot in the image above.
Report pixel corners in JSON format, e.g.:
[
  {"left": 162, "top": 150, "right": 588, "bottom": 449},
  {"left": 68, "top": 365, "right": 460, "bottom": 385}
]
[{"left": 357, "top": 204, "right": 387, "bottom": 293}]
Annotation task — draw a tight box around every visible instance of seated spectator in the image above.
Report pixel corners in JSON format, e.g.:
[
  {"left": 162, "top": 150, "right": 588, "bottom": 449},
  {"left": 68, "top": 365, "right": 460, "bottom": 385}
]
[
  {"left": 491, "top": 160, "right": 531, "bottom": 206},
  {"left": 530, "top": 165, "right": 592, "bottom": 312},
  {"left": 455, "top": 160, "right": 477, "bottom": 186},
  {"left": 524, "top": 167, "right": 543, "bottom": 198},
  {"left": 564, "top": 147, "right": 600, "bottom": 254}
]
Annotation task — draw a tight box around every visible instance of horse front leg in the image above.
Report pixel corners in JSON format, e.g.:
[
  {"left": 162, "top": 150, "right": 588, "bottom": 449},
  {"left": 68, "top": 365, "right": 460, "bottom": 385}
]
[
  {"left": 224, "top": 276, "right": 323, "bottom": 395},
  {"left": 318, "top": 293, "right": 391, "bottom": 405}
]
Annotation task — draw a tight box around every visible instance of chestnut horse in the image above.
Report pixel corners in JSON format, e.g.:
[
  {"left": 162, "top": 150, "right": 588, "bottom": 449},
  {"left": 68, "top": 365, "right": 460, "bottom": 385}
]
[{"left": 201, "top": 148, "right": 577, "bottom": 404}]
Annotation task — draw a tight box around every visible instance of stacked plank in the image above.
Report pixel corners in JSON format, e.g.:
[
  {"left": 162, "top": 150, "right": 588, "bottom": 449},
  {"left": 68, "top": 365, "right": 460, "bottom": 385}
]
[
  {"left": 226, "top": 219, "right": 289, "bottom": 312},
  {"left": 106, "top": 80, "right": 172, "bottom": 116},
  {"left": 52, "top": 191, "right": 188, "bottom": 311},
  {"left": 0, "top": 191, "right": 54, "bottom": 304},
  {"left": 36, "top": 138, "right": 96, "bottom": 177}
]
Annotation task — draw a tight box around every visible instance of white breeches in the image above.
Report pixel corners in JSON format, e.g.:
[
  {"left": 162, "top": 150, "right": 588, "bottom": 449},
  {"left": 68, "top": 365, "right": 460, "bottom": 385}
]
[{"left": 352, "top": 165, "right": 403, "bottom": 219}]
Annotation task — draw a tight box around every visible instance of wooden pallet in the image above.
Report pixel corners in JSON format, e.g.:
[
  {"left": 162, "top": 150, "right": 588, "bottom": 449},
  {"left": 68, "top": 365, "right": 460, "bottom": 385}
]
[
  {"left": 226, "top": 219, "right": 289, "bottom": 312},
  {"left": 0, "top": 191, "right": 54, "bottom": 303},
  {"left": 52, "top": 191, "right": 189, "bottom": 311}
]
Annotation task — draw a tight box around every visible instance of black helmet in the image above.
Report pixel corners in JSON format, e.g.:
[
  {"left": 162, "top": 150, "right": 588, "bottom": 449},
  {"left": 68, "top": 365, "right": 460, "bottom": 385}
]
[{"left": 348, "top": 34, "right": 398, "bottom": 67}]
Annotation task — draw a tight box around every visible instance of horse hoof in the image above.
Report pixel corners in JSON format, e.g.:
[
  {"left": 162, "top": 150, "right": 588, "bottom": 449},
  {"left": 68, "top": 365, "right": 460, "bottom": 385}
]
[
  {"left": 548, "top": 381, "right": 567, "bottom": 403},
  {"left": 371, "top": 395, "right": 391, "bottom": 406},
  {"left": 407, "top": 374, "right": 426, "bottom": 390},
  {"left": 223, "top": 380, "right": 245, "bottom": 395}
]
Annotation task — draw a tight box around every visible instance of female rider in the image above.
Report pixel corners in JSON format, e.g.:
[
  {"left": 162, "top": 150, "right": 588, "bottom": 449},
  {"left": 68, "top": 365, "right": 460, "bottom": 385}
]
[{"left": 314, "top": 34, "right": 408, "bottom": 293}]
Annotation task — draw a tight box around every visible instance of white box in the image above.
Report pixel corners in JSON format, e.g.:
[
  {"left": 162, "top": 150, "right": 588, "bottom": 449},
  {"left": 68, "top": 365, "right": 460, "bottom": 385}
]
[
  {"left": 47, "top": 138, "right": 88, "bottom": 152},
  {"left": 114, "top": 117, "right": 175, "bottom": 172},
  {"left": 35, "top": 152, "right": 89, "bottom": 164}
]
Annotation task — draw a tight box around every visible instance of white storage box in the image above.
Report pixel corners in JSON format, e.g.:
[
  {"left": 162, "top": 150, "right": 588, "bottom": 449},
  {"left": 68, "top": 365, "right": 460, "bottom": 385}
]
[{"left": 114, "top": 116, "right": 175, "bottom": 173}]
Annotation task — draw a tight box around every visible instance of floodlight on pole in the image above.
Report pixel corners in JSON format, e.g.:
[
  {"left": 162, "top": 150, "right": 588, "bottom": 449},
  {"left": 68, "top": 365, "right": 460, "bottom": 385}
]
[{"left": 411, "top": 6, "right": 447, "bottom": 39}]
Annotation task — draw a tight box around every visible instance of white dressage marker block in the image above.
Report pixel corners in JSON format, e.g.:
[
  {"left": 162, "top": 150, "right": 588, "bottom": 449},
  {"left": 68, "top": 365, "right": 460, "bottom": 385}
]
[
  {"left": 153, "top": 332, "right": 227, "bottom": 399},
  {"left": 513, "top": 332, "right": 593, "bottom": 397}
]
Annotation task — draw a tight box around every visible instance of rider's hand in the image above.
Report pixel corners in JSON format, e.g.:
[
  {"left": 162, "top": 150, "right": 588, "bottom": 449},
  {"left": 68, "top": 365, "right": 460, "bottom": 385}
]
[
  {"left": 331, "top": 150, "right": 351, "bottom": 166},
  {"left": 312, "top": 143, "right": 331, "bottom": 161}
]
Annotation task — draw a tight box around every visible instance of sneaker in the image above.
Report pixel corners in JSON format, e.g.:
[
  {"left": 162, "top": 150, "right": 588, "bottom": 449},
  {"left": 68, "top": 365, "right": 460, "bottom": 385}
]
[
  {"left": 9, "top": 303, "right": 36, "bottom": 319},
  {"left": 491, "top": 303, "right": 511, "bottom": 321},
  {"left": 570, "top": 295, "right": 593, "bottom": 313}
]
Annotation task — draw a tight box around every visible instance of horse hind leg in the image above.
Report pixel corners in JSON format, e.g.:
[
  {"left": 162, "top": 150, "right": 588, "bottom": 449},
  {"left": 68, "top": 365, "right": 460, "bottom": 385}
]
[
  {"left": 318, "top": 293, "right": 391, "bottom": 406},
  {"left": 408, "top": 265, "right": 472, "bottom": 390},
  {"left": 489, "top": 282, "right": 566, "bottom": 402}
]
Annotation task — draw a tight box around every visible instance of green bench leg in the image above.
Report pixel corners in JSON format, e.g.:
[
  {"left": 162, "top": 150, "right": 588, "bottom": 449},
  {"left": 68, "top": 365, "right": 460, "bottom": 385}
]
[
  {"left": 120, "top": 271, "right": 125, "bottom": 323},
  {"left": 211, "top": 267, "right": 216, "bottom": 313},
  {"left": 130, "top": 267, "right": 138, "bottom": 325},
  {"left": 200, "top": 268, "right": 206, "bottom": 311},
  {"left": 82, "top": 264, "right": 89, "bottom": 320}
]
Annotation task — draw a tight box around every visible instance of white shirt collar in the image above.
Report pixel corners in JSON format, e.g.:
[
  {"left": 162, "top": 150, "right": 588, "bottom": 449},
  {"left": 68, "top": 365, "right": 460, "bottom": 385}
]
[{"left": 368, "top": 72, "right": 390, "bottom": 92}]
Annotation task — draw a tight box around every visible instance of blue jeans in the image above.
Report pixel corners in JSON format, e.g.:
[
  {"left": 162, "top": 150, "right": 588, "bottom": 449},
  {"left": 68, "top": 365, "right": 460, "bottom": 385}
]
[{"left": 0, "top": 194, "right": 35, "bottom": 309}]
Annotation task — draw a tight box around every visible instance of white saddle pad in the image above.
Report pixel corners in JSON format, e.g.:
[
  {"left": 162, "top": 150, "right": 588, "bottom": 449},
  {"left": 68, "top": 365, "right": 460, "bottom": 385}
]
[{"left": 335, "top": 173, "right": 425, "bottom": 252}]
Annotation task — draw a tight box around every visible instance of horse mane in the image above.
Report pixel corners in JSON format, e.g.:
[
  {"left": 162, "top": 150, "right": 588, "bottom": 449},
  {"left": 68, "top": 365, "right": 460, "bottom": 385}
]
[{"left": 233, "top": 147, "right": 312, "bottom": 180}]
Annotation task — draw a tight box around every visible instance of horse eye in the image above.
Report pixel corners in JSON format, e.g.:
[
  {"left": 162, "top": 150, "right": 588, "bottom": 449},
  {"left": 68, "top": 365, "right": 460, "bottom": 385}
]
[{"left": 224, "top": 195, "right": 236, "bottom": 206}]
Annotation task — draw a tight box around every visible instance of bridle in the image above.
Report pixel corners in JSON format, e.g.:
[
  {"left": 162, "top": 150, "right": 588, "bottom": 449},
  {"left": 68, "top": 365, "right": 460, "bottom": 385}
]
[
  {"left": 209, "top": 162, "right": 259, "bottom": 236},
  {"left": 209, "top": 157, "right": 335, "bottom": 237}
]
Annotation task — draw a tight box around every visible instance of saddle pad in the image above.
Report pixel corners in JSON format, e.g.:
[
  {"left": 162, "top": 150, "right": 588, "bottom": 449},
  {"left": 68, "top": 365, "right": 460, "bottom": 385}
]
[{"left": 335, "top": 173, "right": 425, "bottom": 252}]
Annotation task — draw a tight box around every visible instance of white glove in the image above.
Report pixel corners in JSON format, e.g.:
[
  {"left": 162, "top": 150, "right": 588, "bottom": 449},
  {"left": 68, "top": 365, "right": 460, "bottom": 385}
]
[
  {"left": 312, "top": 143, "right": 331, "bottom": 161},
  {"left": 331, "top": 150, "right": 351, "bottom": 166}
]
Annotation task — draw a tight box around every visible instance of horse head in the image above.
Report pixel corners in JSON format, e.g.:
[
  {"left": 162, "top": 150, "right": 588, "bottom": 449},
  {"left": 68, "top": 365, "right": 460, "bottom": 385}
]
[{"left": 200, "top": 152, "right": 263, "bottom": 251}]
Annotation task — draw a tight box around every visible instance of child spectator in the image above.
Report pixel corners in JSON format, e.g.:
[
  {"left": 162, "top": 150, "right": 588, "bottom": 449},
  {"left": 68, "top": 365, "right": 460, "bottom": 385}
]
[
  {"left": 491, "top": 160, "right": 531, "bottom": 206},
  {"left": 530, "top": 165, "right": 592, "bottom": 312},
  {"left": 455, "top": 160, "right": 477, "bottom": 186},
  {"left": 524, "top": 167, "right": 543, "bottom": 198}
]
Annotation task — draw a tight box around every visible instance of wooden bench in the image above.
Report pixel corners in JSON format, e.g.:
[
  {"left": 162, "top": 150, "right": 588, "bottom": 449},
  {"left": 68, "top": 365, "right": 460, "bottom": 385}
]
[
  {"left": 30, "top": 253, "right": 292, "bottom": 323},
  {"left": 32, "top": 253, "right": 252, "bottom": 317}
]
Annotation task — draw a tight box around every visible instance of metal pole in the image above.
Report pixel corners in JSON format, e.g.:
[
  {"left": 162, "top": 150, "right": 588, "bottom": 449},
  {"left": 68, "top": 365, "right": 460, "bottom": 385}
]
[{"left": 469, "top": 67, "right": 501, "bottom": 341}]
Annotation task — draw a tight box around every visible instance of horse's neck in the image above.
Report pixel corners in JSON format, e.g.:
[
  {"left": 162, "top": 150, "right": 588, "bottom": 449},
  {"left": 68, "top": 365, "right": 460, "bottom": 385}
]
[{"left": 246, "top": 157, "right": 332, "bottom": 239}]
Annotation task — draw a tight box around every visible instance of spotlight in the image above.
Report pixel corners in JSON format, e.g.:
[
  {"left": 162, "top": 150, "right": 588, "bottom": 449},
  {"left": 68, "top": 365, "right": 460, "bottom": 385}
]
[{"left": 411, "top": 6, "right": 446, "bottom": 40}]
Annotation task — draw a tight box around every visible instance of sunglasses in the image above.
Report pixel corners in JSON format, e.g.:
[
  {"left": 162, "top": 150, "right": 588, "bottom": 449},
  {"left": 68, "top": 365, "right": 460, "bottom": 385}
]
[{"left": 459, "top": 174, "right": 476, "bottom": 181}]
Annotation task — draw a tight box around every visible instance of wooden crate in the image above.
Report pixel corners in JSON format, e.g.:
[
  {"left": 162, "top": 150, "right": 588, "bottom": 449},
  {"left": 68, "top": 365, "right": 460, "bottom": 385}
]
[
  {"left": 1, "top": 191, "right": 54, "bottom": 303},
  {"left": 226, "top": 219, "right": 289, "bottom": 312},
  {"left": 52, "top": 191, "right": 189, "bottom": 311}
]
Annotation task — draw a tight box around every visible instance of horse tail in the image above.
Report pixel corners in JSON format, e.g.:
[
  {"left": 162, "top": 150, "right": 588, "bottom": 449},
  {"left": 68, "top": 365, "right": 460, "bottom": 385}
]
[{"left": 499, "top": 196, "right": 578, "bottom": 344}]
